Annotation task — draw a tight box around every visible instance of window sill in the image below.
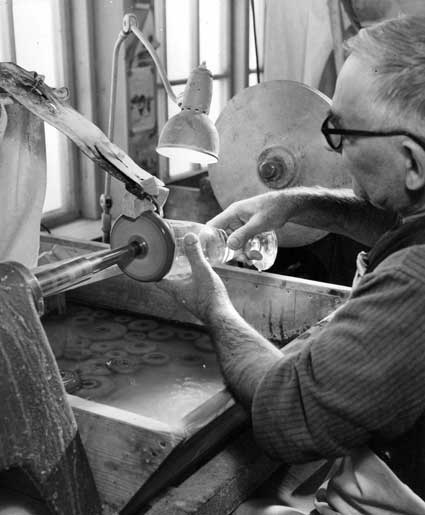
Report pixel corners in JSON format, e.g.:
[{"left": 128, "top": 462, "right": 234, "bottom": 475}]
[{"left": 44, "top": 217, "right": 102, "bottom": 242}]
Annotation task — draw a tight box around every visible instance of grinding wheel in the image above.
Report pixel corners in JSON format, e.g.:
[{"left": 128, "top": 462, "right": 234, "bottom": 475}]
[
  {"left": 208, "top": 80, "right": 351, "bottom": 247},
  {"left": 110, "top": 212, "right": 175, "bottom": 282}
]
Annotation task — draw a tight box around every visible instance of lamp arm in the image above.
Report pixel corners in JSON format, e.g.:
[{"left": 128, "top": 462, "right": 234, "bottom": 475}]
[
  {"left": 103, "top": 29, "right": 128, "bottom": 211},
  {"left": 108, "top": 30, "right": 128, "bottom": 140},
  {"left": 130, "top": 24, "right": 178, "bottom": 105},
  {"left": 101, "top": 12, "right": 178, "bottom": 242}
]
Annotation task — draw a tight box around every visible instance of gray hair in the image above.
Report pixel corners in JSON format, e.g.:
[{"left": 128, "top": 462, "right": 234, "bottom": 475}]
[{"left": 345, "top": 16, "right": 425, "bottom": 129}]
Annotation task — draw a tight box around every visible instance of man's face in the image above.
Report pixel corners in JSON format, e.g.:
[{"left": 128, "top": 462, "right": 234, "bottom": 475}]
[{"left": 330, "top": 55, "right": 408, "bottom": 212}]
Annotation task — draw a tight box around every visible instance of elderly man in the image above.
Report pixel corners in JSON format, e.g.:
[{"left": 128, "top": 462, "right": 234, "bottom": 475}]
[{"left": 161, "top": 16, "right": 425, "bottom": 514}]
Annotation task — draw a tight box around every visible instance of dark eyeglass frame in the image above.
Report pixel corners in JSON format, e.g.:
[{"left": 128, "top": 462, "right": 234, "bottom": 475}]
[{"left": 321, "top": 114, "right": 425, "bottom": 154}]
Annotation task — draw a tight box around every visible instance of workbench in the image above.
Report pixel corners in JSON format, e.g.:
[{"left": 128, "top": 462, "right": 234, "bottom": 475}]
[{"left": 37, "top": 234, "right": 350, "bottom": 514}]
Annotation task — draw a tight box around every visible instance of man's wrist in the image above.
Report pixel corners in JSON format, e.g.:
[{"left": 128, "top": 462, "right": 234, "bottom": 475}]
[
  {"left": 272, "top": 189, "right": 299, "bottom": 221},
  {"left": 203, "top": 296, "right": 239, "bottom": 326}
]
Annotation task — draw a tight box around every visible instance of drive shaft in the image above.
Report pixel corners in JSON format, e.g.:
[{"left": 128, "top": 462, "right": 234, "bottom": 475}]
[{"left": 34, "top": 241, "right": 145, "bottom": 297}]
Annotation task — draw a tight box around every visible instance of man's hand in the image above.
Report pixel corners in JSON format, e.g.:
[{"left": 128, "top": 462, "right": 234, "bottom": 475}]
[
  {"left": 158, "top": 232, "right": 233, "bottom": 323},
  {"left": 160, "top": 233, "right": 283, "bottom": 410},
  {"left": 208, "top": 191, "right": 290, "bottom": 251}
]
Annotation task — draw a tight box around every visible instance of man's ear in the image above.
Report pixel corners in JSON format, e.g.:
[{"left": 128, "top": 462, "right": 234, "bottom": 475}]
[{"left": 402, "top": 139, "right": 425, "bottom": 191}]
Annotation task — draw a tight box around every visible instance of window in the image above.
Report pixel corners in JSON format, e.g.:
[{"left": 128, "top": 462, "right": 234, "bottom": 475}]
[
  {"left": 155, "top": 0, "right": 265, "bottom": 182},
  {"left": 0, "top": 1, "right": 266, "bottom": 223},
  {"left": 0, "top": 0, "right": 77, "bottom": 223}
]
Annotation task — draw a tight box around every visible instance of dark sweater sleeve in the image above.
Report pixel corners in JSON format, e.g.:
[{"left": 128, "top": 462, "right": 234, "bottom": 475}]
[{"left": 252, "top": 252, "right": 425, "bottom": 464}]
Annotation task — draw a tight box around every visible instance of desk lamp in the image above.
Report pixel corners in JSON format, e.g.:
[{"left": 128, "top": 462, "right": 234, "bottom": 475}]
[{"left": 101, "top": 13, "right": 219, "bottom": 242}]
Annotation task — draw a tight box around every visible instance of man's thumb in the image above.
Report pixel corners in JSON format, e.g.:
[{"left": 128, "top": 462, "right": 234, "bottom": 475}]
[{"left": 183, "top": 232, "right": 205, "bottom": 265}]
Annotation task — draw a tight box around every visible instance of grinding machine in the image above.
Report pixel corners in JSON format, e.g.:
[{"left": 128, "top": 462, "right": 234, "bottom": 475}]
[
  {"left": 0, "top": 63, "right": 351, "bottom": 514},
  {"left": 5, "top": 68, "right": 358, "bottom": 293}
]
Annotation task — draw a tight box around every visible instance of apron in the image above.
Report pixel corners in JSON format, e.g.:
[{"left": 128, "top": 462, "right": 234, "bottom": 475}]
[
  {"left": 313, "top": 447, "right": 425, "bottom": 515},
  {"left": 234, "top": 449, "right": 425, "bottom": 515}
]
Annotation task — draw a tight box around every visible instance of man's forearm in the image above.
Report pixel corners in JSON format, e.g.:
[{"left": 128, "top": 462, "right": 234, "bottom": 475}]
[
  {"left": 278, "top": 187, "right": 397, "bottom": 247},
  {"left": 206, "top": 303, "right": 282, "bottom": 410}
]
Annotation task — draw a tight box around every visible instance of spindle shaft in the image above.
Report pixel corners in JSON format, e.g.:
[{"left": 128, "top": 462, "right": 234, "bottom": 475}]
[{"left": 34, "top": 241, "right": 144, "bottom": 297}]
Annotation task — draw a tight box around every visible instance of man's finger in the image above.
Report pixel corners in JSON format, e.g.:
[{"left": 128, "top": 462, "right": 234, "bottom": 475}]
[
  {"left": 183, "top": 232, "right": 209, "bottom": 268},
  {"left": 206, "top": 210, "right": 234, "bottom": 229},
  {"left": 227, "top": 222, "right": 263, "bottom": 250}
]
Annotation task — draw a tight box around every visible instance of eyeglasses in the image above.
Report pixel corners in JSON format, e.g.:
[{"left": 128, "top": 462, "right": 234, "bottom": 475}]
[{"left": 321, "top": 114, "right": 425, "bottom": 154}]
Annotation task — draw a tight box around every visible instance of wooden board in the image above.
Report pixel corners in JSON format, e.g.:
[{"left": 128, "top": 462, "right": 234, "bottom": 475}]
[
  {"left": 143, "top": 429, "right": 279, "bottom": 515},
  {"left": 67, "top": 266, "right": 348, "bottom": 342},
  {"left": 0, "top": 62, "right": 168, "bottom": 206},
  {"left": 70, "top": 396, "right": 184, "bottom": 512}
]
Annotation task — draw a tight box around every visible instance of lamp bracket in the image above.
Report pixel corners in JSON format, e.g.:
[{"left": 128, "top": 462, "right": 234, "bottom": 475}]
[{"left": 123, "top": 13, "right": 138, "bottom": 34}]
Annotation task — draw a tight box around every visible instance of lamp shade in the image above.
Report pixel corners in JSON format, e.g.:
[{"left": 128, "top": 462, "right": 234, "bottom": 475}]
[
  {"left": 157, "top": 63, "right": 219, "bottom": 165},
  {"left": 157, "top": 110, "right": 219, "bottom": 165}
]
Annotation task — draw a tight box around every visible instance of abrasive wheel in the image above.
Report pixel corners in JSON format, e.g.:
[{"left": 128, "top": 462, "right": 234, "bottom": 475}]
[
  {"left": 208, "top": 80, "right": 351, "bottom": 247},
  {"left": 110, "top": 212, "right": 175, "bottom": 281}
]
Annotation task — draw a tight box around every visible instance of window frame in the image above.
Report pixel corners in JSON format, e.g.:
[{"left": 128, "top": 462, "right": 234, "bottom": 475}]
[{"left": 67, "top": 0, "right": 102, "bottom": 221}]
